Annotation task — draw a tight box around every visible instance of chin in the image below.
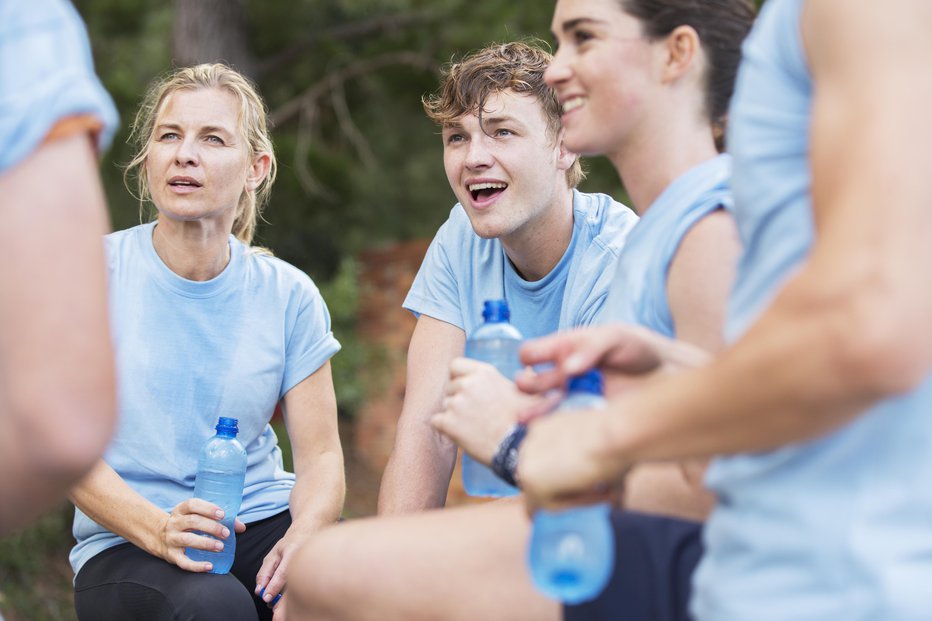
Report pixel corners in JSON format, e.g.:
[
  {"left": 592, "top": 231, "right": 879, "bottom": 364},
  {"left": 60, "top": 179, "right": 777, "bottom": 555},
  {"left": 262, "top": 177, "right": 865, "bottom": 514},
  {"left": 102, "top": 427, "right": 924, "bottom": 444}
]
[
  {"left": 469, "top": 219, "right": 510, "bottom": 240},
  {"left": 564, "top": 129, "right": 608, "bottom": 158},
  {"left": 468, "top": 223, "right": 498, "bottom": 239}
]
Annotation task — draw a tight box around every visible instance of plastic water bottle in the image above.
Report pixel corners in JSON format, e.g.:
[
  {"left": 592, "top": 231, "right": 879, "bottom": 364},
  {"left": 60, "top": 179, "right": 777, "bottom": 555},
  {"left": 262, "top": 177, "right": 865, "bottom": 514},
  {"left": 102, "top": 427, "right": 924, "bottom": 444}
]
[
  {"left": 185, "top": 416, "right": 247, "bottom": 574},
  {"left": 528, "top": 370, "right": 614, "bottom": 604},
  {"left": 462, "top": 299, "right": 523, "bottom": 497}
]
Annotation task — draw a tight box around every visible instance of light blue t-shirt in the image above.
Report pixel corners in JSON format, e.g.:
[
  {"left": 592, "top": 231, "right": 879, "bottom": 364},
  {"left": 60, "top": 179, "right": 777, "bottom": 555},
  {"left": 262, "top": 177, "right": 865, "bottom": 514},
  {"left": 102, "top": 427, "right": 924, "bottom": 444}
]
[
  {"left": 404, "top": 190, "right": 639, "bottom": 339},
  {"left": 0, "top": 0, "right": 118, "bottom": 172},
  {"left": 70, "top": 222, "right": 341, "bottom": 575},
  {"left": 601, "top": 154, "right": 732, "bottom": 334},
  {"left": 693, "top": 1, "right": 932, "bottom": 619}
]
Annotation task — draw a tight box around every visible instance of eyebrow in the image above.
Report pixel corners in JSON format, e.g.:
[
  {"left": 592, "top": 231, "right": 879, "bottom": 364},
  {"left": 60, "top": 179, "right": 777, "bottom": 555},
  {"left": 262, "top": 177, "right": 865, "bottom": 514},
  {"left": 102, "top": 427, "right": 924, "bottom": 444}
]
[
  {"left": 155, "top": 123, "right": 235, "bottom": 137},
  {"left": 554, "top": 17, "right": 606, "bottom": 35},
  {"left": 479, "top": 115, "right": 526, "bottom": 129}
]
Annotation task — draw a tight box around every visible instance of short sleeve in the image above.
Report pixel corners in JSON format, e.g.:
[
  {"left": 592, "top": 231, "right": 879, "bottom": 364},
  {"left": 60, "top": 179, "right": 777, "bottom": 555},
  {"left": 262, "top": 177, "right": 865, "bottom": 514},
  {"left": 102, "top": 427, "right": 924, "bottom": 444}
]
[
  {"left": 402, "top": 216, "right": 467, "bottom": 330},
  {"left": 281, "top": 279, "right": 342, "bottom": 397},
  {"left": 0, "top": 0, "right": 119, "bottom": 173}
]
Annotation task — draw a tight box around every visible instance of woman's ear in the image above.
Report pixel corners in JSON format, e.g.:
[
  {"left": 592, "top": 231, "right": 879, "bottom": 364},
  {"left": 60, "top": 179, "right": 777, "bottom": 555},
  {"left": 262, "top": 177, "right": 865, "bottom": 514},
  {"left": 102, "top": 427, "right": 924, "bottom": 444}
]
[
  {"left": 246, "top": 153, "right": 272, "bottom": 192},
  {"left": 662, "top": 24, "right": 701, "bottom": 84}
]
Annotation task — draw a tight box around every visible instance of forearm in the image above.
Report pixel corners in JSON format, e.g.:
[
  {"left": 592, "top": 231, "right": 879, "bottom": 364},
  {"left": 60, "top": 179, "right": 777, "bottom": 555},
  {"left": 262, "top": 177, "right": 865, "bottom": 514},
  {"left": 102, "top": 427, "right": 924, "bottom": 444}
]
[
  {"left": 601, "top": 273, "right": 888, "bottom": 473},
  {"left": 69, "top": 460, "right": 169, "bottom": 556},
  {"left": 378, "top": 424, "right": 457, "bottom": 514},
  {"left": 287, "top": 449, "right": 345, "bottom": 531}
]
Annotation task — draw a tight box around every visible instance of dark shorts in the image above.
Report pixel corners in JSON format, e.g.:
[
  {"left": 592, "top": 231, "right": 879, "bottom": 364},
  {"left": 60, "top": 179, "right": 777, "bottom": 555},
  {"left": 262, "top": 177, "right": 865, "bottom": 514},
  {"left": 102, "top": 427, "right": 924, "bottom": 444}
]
[
  {"left": 74, "top": 510, "right": 291, "bottom": 621},
  {"left": 563, "top": 510, "right": 703, "bottom": 621}
]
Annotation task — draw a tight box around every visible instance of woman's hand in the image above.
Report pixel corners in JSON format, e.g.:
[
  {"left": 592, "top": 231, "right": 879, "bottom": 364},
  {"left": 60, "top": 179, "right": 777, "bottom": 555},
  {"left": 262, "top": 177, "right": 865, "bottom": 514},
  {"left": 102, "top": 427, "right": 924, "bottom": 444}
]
[
  {"left": 431, "top": 358, "right": 543, "bottom": 465},
  {"left": 155, "top": 498, "right": 246, "bottom": 572},
  {"left": 254, "top": 527, "right": 314, "bottom": 616}
]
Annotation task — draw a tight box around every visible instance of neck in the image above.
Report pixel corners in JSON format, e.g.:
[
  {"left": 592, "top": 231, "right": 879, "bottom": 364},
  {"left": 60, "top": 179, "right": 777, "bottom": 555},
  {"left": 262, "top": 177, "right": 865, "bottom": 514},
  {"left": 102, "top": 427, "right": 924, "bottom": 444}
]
[
  {"left": 608, "top": 106, "right": 719, "bottom": 215},
  {"left": 152, "top": 217, "right": 232, "bottom": 281},
  {"left": 500, "top": 185, "right": 575, "bottom": 282}
]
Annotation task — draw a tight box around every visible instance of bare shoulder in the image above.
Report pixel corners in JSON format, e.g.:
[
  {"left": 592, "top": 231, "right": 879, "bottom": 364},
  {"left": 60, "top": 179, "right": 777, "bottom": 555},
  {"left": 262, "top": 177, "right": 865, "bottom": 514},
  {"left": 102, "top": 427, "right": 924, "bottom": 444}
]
[
  {"left": 669, "top": 209, "right": 740, "bottom": 292},
  {"left": 667, "top": 209, "right": 740, "bottom": 352}
]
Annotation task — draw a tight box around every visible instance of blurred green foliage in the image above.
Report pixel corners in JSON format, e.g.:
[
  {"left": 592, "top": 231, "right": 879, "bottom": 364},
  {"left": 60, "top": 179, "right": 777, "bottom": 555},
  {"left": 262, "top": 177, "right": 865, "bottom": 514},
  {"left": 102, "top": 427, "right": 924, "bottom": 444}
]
[{"left": 0, "top": 506, "right": 77, "bottom": 620}]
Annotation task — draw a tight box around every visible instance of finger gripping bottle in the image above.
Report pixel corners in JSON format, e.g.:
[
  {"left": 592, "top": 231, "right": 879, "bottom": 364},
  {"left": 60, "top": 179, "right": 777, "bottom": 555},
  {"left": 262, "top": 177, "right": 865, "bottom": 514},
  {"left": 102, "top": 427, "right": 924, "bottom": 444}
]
[
  {"left": 185, "top": 416, "right": 247, "bottom": 574},
  {"left": 528, "top": 370, "right": 615, "bottom": 604},
  {"left": 462, "top": 299, "right": 523, "bottom": 497}
]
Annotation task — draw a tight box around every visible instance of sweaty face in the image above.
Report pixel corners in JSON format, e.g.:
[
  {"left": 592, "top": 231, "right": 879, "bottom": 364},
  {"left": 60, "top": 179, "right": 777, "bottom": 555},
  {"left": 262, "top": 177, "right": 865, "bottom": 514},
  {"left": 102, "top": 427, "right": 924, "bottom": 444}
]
[
  {"left": 145, "top": 87, "right": 253, "bottom": 227},
  {"left": 441, "top": 89, "right": 572, "bottom": 243},
  {"left": 546, "top": 0, "right": 657, "bottom": 159}
]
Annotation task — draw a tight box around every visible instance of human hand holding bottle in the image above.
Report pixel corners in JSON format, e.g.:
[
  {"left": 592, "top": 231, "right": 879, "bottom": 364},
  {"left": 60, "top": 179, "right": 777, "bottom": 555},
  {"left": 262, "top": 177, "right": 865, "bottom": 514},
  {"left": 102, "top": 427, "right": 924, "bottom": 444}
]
[
  {"left": 157, "top": 498, "right": 246, "bottom": 572},
  {"left": 432, "top": 357, "right": 542, "bottom": 465}
]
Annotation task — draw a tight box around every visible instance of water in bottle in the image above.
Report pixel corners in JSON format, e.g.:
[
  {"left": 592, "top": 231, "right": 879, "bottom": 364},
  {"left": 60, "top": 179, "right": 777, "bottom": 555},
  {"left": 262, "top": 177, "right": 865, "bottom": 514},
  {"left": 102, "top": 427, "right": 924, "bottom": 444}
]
[
  {"left": 185, "top": 416, "right": 247, "bottom": 574},
  {"left": 462, "top": 299, "right": 523, "bottom": 497},
  {"left": 528, "top": 370, "right": 615, "bottom": 604}
]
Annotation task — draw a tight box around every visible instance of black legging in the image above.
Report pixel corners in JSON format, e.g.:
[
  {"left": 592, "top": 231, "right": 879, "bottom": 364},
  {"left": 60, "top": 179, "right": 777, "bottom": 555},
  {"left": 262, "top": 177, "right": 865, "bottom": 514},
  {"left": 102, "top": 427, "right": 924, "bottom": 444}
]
[
  {"left": 563, "top": 511, "right": 703, "bottom": 621},
  {"left": 74, "top": 510, "right": 291, "bottom": 621}
]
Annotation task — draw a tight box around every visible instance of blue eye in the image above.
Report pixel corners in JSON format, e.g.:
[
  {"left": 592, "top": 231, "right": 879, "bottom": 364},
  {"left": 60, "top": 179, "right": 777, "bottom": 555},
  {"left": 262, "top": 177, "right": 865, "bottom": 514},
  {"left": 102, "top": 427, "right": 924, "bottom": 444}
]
[
  {"left": 205, "top": 135, "right": 225, "bottom": 145},
  {"left": 159, "top": 132, "right": 179, "bottom": 141}
]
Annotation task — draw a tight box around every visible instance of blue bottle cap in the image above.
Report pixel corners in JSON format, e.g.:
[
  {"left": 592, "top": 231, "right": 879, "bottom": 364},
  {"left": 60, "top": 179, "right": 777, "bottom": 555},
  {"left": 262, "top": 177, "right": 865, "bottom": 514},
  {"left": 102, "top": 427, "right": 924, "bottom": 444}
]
[
  {"left": 567, "top": 369, "right": 603, "bottom": 395},
  {"left": 216, "top": 417, "right": 239, "bottom": 435},
  {"left": 481, "top": 299, "right": 510, "bottom": 323}
]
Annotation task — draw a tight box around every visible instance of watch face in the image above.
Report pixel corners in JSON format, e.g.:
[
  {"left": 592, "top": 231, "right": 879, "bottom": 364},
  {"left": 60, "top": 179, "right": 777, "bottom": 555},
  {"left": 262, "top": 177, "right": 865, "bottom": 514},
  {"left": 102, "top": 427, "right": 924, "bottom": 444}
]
[{"left": 506, "top": 448, "right": 519, "bottom": 472}]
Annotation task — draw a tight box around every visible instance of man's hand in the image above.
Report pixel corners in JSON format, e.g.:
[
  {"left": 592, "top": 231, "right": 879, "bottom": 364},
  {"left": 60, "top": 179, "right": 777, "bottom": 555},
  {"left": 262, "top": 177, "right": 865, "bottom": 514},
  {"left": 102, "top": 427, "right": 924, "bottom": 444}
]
[{"left": 431, "top": 358, "right": 541, "bottom": 465}]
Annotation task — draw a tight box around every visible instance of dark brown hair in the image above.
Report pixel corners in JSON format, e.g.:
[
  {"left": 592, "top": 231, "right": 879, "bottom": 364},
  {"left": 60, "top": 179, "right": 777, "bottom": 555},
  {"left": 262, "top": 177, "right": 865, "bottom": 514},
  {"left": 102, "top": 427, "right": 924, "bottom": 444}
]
[{"left": 621, "top": 0, "right": 756, "bottom": 149}]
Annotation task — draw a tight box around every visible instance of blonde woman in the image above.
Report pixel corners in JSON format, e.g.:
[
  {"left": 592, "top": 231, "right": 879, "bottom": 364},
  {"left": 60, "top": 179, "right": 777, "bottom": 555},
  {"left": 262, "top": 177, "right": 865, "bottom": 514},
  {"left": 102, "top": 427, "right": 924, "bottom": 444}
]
[{"left": 69, "top": 64, "right": 344, "bottom": 621}]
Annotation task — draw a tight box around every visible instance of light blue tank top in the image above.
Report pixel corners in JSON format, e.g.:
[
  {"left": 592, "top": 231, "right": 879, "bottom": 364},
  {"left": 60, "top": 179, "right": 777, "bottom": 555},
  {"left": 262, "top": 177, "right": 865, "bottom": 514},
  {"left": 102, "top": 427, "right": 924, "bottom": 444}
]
[
  {"left": 601, "top": 154, "right": 732, "bottom": 333},
  {"left": 693, "top": 1, "right": 932, "bottom": 619}
]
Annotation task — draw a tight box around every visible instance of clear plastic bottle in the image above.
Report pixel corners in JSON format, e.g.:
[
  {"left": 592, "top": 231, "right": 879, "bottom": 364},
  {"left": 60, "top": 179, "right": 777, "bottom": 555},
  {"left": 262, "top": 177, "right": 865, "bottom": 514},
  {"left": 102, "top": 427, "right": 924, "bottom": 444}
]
[
  {"left": 528, "top": 370, "right": 615, "bottom": 604},
  {"left": 462, "top": 299, "right": 523, "bottom": 497},
  {"left": 185, "top": 416, "right": 247, "bottom": 574}
]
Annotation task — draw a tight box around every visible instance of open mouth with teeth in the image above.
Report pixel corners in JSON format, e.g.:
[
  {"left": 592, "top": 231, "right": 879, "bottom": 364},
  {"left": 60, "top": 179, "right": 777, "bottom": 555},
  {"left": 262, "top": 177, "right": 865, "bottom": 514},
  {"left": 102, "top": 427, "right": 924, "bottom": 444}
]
[
  {"left": 169, "top": 180, "right": 202, "bottom": 188},
  {"left": 562, "top": 97, "right": 586, "bottom": 115},
  {"left": 469, "top": 182, "right": 507, "bottom": 203}
]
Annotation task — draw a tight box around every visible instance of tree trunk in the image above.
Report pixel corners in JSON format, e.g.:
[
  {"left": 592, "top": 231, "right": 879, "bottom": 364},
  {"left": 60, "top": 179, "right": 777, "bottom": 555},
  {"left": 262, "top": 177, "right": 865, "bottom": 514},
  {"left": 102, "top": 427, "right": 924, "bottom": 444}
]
[{"left": 172, "top": 0, "right": 256, "bottom": 78}]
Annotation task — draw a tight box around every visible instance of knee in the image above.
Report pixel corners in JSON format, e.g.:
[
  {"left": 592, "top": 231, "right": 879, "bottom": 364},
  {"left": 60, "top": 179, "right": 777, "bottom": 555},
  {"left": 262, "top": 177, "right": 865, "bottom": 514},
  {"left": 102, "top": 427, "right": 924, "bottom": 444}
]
[
  {"left": 173, "top": 575, "right": 258, "bottom": 621},
  {"left": 287, "top": 527, "right": 359, "bottom": 621}
]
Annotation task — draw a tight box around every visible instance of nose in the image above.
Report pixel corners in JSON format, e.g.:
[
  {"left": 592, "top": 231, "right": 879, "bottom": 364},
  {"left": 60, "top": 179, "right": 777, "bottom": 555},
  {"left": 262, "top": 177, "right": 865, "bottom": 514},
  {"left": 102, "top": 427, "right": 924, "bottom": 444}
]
[
  {"left": 464, "top": 134, "right": 494, "bottom": 169},
  {"left": 174, "top": 136, "right": 199, "bottom": 167},
  {"left": 544, "top": 47, "right": 571, "bottom": 88}
]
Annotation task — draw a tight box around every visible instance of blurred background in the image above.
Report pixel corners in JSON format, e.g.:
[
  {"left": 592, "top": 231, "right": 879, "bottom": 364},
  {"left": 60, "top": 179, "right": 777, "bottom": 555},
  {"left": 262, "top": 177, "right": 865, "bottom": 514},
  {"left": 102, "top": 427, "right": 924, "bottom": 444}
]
[{"left": 0, "top": 0, "right": 761, "bottom": 618}]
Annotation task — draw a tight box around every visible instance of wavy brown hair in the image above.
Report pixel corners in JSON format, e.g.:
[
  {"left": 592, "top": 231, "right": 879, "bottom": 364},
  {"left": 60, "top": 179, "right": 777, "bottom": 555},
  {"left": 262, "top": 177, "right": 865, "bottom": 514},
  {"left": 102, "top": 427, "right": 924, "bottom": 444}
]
[{"left": 423, "top": 41, "right": 584, "bottom": 188}]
